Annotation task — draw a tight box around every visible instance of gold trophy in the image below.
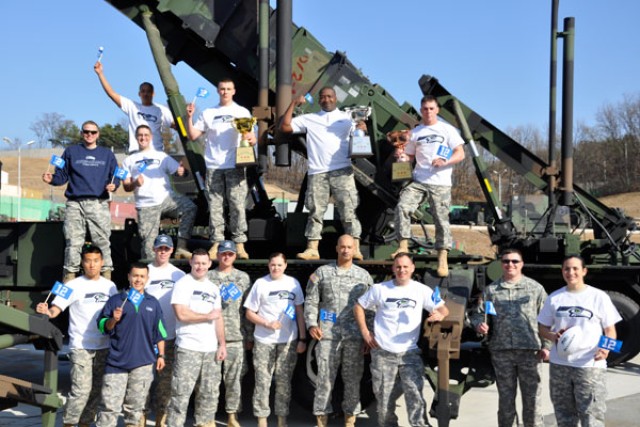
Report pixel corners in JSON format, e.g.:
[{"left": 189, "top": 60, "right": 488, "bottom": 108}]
[
  {"left": 387, "top": 130, "right": 413, "bottom": 182},
  {"left": 232, "top": 117, "right": 257, "bottom": 167},
  {"left": 344, "top": 106, "right": 373, "bottom": 158}
]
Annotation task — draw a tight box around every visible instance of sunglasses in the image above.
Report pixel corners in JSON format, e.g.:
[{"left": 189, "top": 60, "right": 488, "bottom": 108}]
[
  {"left": 501, "top": 259, "right": 522, "bottom": 265},
  {"left": 82, "top": 130, "right": 98, "bottom": 135}
]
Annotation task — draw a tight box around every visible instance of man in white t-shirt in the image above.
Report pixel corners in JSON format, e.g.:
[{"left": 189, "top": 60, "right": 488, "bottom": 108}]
[
  {"left": 35, "top": 245, "right": 117, "bottom": 427},
  {"left": 142, "top": 234, "right": 186, "bottom": 427},
  {"left": 538, "top": 255, "right": 621, "bottom": 427},
  {"left": 94, "top": 61, "right": 174, "bottom": 152},
  {"left": 280, "top": 87, "right": 366, "bottom": 261},
  {"left": 186, "top": 79, "right": 256, "bottom": 260},
  {"left": 122, "top": 125, "right": 196, "bottom": 260},
  {"left": 392, "top": 95, "right": 465, "bottom": 277},
  {"left": 354, "top": 253, "right": 449, "bottom": 427},
  {"left": 166, "top": 249, "right": 226, "bottom": 427}
]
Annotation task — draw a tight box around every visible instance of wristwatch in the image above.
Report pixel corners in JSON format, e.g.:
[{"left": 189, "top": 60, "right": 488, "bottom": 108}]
[{"left": 157, "top": 354, "right": 165, "bottom": 359}]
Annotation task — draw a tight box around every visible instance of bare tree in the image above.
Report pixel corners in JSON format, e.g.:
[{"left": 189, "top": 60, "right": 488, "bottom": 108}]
[{"left": 29, "top": 112, "right": 66, "bottom": 148}]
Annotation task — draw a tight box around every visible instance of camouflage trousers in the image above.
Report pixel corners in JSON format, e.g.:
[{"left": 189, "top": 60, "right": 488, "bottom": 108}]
[
  {"left": 96, "top": 364, "right": 154, "bottom": 427},
  {"left": 137, "top": 193, "right": 197, "bottom": 259},
  {"left": 144, "top": 339, "right": 176, "bottom": 419},
  {"left": 63, "top": 199, "right": 113, "bottom": 273},
  {"left": 370, "top": 348, "right": 429, "bottom": 427},
  {"left": 491, "top": 350, "right": 544, "bottom": 427},
  {"left": 167, "top": 346, "right": 222, "bottom": 427},
  {"left": 63, "top": 348, "right": 108, "bottom": 425},
  {"left": 549, "top": 363, "right": 607, "bottom": 427},
  {"left": 313, "top": 338, "right": 364, "bottom": 416},
  {"left": 252, "top": 340, "right": 298, "bottom": 417},
  {"left": 206, "top": 168, "right": 248, "bottom": 243},
  {"left": 223, "top": 341, "right": 248, "bottom": 413},
  {"left": 305, "top": 167, "right": 361, "bottom": 240},
  {"left": 395, "top": 182, "right": 452, "bottom": 250}
]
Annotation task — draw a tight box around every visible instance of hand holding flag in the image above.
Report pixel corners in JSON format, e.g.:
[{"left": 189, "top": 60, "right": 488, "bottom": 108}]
[
  {"left": 121, "top": 288, "right": 145, "bottom": 310},
  {"left": 111, "top": 165, "right": 129, "bottom": 185},
  {"left": 44, "top": 280, "right": 74, "bottom": 304},
  {"left": 192, "top": 87, "right": 210, "bottom": 104},
  {"left": 47, "top": 155, "right": 66, "bottom": 174}
]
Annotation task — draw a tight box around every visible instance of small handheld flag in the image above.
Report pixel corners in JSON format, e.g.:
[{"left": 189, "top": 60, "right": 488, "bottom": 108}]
[
  {"left": 137, "top": 160, "right": 149, "bottom": 173},
  {"left": 436, "top": 144, "right": 453, "bottom": 160},
  {"left": 484, "top": 300, "right": 497, "bottom": 323},
  {"left": 97, "top": 46, "right": 104, "bottom": 62},
  {"left": 44, "top": 281, "right": 73, "bottom": 304},
  {"left": 320, "top": 309, "right": 337, "bottom": 323},
  {"left": 192, "top": 87, "right": 210, "bottom": 104},
  {"left": 114, "top": 166, "right": 128, "bottom": 180},
  {"left": 50, "top": 155, "right": 65, "bottom": 169},
  {"left": 283, "top": 304, "right": 296, "bottom": 320},
  {"left": 220, "top": 283, "right": 242, "bottom": 301},
  {"left": 304, "top": 93, "right": 314, "bottom": 104},
  {"left": 598, "top": 335, "right": 623, "bottom": 353},
  {"left": 121, "top": 288, "right": 144, "bottom": 309},
  {"left": 432, "top": 286, "right": 443, "bottom": 304}
]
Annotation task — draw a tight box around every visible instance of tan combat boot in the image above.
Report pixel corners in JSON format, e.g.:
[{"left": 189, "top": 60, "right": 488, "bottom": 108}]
[
  {"left": 277, "top": 416, "right": 287, "bottom": 427},
  {"left": 174, "top": 237, "right": 192, "bottom": 259},
  {"left": 297, "top": 240, "right": 320, "bottom": 260},
  {"left": 137, "top": 413, "right": 147, "bottom": 426},
  {"left": 62, "top": 270, "right": 76, "bottom": 283},
  {"left": 437, "top": 249, "right": 449, "bottom": 277},
  {"left": 344, "top": 414, "right": 356, "bottom": 427},
  {"left": 257, "top": 417, "right": 268, "bottom": 427},
  {"left": 236, "top": 242, "right": 250, "bottom": 260},
  {"left": 316, "top": 415, "right": 329, "bottom": 427},
  {"left": 390, "top": 239, "right": 409, "bottom": 259},
  {"left": 228, "top": 413, "right": 241, "bottom": 427},
  {"left": 208, "top": 242, "right": 220, "bottom": 259},
  {"left": 102, "top": 270, "right": 112, "bottom": 280},
  {"left": 353, "top": 238, "right": 364, "bottom": 261},
  {"left": 155, "top": 413, "right": 167, "bottom": 427}
]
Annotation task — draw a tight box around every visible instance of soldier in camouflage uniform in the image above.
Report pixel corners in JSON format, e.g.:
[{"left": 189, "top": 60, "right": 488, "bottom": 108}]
[
  {"left": 470, "top": 248, "right": 550, "bottom": 427},
  {"left": 96, "top": 263, "right": 167, "bottom": 427},
  {"left": 304, "top": 235, "right": 373, "bottom": 427},
  {"left": 207, "top": 240, "right": 254, "bottom": 427},
  {"left": 355, "top": 253, "right": 449, "bottom": 427},
  {"left": 280, "top": 88, "right": 366, "bottom": 261},
  {"left": 166, "top": 249, "right": 226, "bottom": 427},
  {"left": 186, "top": 79, "right": 256, "bottom": 260},
  {"left": 392, "top": 95, "right": 465, "bottom": 277},
  {"left": 122, "top": 125, "right": 196, "bottom": 260}
]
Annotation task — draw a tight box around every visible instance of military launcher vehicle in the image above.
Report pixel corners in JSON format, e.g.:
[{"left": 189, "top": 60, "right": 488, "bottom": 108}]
[{"left": 2, "top": 1, "right": 639, "bottom": 425}]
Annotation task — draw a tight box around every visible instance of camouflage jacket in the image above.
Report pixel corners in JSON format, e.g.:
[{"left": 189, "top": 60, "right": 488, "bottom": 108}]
[
  {"left": 207, "top": 268, "right": 254, "bottom": 343},
  {"left": 304, "top": 262, "right": 373, "bottom": 340},
  {"left": 470, "top": 275, "right": 551, "bottom": 351}
]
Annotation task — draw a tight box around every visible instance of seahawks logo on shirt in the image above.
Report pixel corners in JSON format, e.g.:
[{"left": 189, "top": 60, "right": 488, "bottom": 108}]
[
  {"left": 149, "top": 280, "right": 174, "bottom": 289},
  {"left": 416, "top": 134, "right": 445, "bottom": 145},
  {"left": 193, "top": 290, "right": 217, "bottom": 304},
  {"left": 268, "top": 290, "right": 296, "bottom": 301},
  {"left": 212, "top": 115, "right": 235, "bottom": 124},
  {"left": 556, "top": 306, "right": 594, "bottom": 319},
  {"left": 136, "top": 112, "right": 159, "bottom": 123},
  {"left": 86, "top": 293, "right": 110, "bottom": 303},
  {"left": 386, "top": 298, "right": 417, "bottom": 309}
]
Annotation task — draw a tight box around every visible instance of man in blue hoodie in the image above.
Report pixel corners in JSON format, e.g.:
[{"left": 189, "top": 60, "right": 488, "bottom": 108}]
[
  {"left": 42, "top": 120, "right": 119, "bottom": 282},
  {"left": 95, "top": 262, "right": 167, "bottom": 427}
]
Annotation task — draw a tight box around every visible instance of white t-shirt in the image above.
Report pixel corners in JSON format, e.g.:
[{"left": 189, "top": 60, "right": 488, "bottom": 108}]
[
  {"left": 122, "top": 149, "right": 180, "bottom": 208},
  {"left": 290, "top": 109, "right": 353, "bottom": 175},
  {"left": 405, "top": 121, "right": 464, "bottom": 186},
  {"left": 51, "top": 276, "right": 118, "bottom": 350},
  {"left": 357, "top": 279, "right": 444, "bottom": 353},
  {"left": 538, "top": 285, "right": 621, "bottom": 368},
  {"left": 120, "top": 96, "right": 173, "bottom": 152},
  {"left": 193, "top": 102, "right": 252, "bottom": 170},
  {"left": 171, "top": 273, "right": 222, "bottom": 352},
  {"left": 243, "top": 274, "right": 304, "bottom": 344},
  {"left": 146, "top": 262, "right": 186, "bottom": 340}
]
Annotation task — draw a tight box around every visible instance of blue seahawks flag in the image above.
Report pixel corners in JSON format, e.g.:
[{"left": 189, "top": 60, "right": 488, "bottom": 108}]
[
  {"left": 196, "top": 87, "right": 210, "bottom": 98},
  {"left": 114, "top": 166, "right": 129, "bottom": 180},
  {"left": 304, "top": 93, "right": 314, "bottom": 104},
  {"left": 127, "top": 288, "right": 144, "bottom": 309},
  {"left": 220, "top": 283, "right": 242, "bottom": 301},
  {"left": 320, "top": 309, "right": 337, "bottom": 323},
  {"left": 485, "top": 300, "right": 497, "bottom": 316},
  {"left": 436, "top": 144, "right": 453, "bottom": 160},
  {"left": 136, "top": 160, "right": 149, "bottom": 173},
  {"left": 598, "top": 335, "right": 623, "bottom": 353},
  {"left": 284, "top": 304, "right": 296, "bottom": 320},
  {"left": 51, "top": 281, "right": 73, "bottom": 299},
  {"left": 50, "top": 155, "right": 66, "bottom": 169},
  {"left": 432, "top": 286, "right": 443, "bottom": 304}
]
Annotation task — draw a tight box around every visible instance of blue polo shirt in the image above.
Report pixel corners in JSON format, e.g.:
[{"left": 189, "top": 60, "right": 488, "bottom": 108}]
[{"left": 98, "top": 290, "right": 167, "bottom": 374}]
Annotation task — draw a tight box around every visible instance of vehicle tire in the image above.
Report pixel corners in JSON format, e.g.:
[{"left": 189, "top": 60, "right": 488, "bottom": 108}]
[
  {"left": 605, "top": 291, "right": 640, "bottom": 365},
  {"left": 292, "top": 340, "right": 375, "bottom": 412}
]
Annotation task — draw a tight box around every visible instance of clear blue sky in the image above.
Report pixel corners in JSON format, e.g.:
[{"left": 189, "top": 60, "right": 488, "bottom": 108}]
[{"left": 1, "top": 0, "right": 638, "bottom": 146}]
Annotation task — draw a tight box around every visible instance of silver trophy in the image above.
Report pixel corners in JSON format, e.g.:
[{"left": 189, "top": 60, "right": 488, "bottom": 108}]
[{"left": 345, "top": 106, "right": 373, "bottom": 158}]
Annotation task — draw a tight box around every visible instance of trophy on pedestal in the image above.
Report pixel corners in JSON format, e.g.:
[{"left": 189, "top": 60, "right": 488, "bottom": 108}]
[
  {"left": 232, "top": 117, "right": 257, "bottom": 167},
  {"left": 344, "top": 106, "right": 373, "bottom": 158},
  {"left": 387, "top": 130, "right": 413, "bottom": 182}
]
